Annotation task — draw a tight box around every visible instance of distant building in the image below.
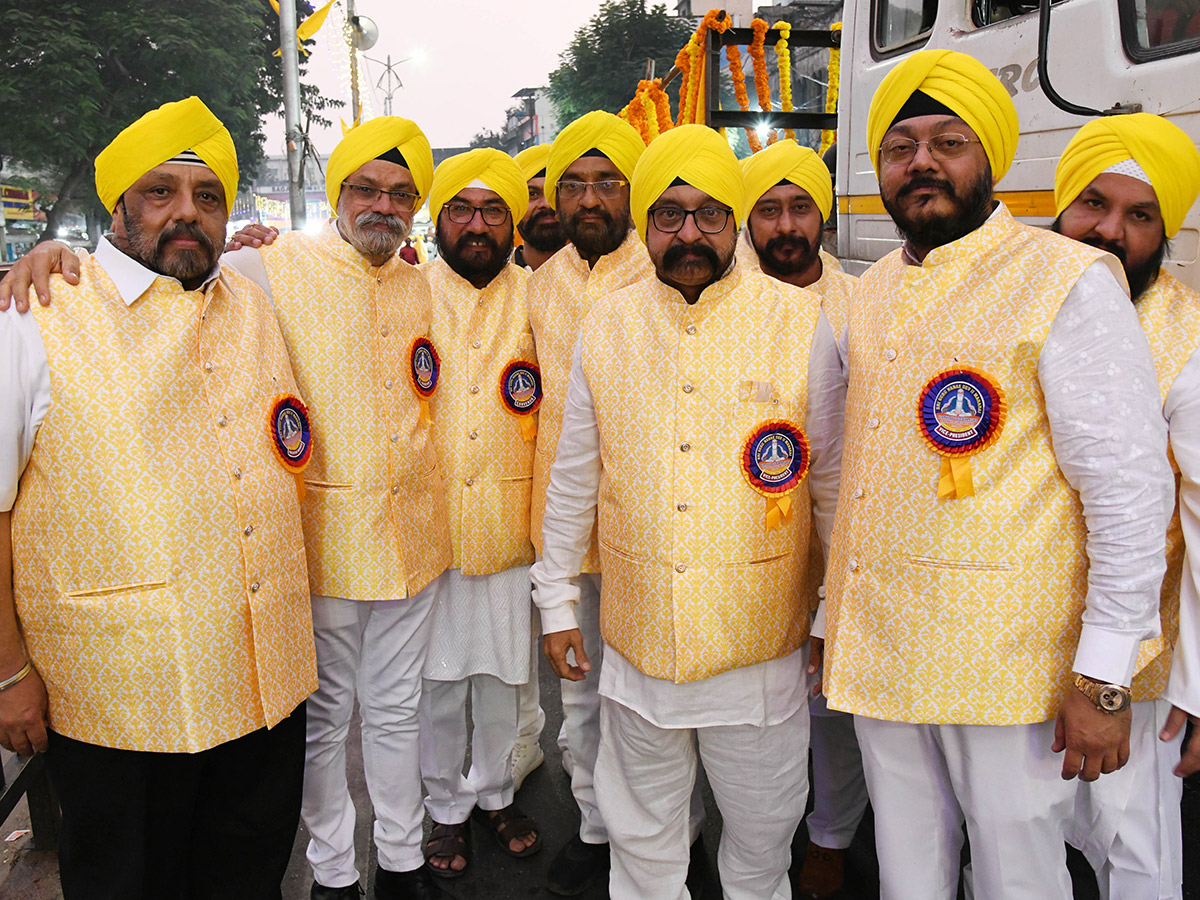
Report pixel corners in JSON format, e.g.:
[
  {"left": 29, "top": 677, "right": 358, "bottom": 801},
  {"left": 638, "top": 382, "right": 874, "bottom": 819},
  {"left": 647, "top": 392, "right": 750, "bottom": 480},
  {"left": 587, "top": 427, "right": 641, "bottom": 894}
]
[{"left": 501, "top": 88, "right": 560, "bottom": 153}]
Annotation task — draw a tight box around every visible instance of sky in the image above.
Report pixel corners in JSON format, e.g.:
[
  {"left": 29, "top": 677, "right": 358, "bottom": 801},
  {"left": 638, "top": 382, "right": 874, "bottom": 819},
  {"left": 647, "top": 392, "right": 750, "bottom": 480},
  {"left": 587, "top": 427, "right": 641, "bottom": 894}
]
[{"left": 262, "top": 0, "right": 613, "bottom": 156}]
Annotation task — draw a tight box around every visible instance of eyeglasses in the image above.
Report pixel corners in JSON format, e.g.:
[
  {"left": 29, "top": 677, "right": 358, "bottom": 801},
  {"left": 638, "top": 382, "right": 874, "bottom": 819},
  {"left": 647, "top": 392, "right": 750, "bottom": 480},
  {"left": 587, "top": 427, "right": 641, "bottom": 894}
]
[
  {"left": 878, "top": 133, "right": 977, "bottom": 166},
  {"left": 443, "top": 202, "right": 511, "bottom": 226},
  {"left": 555, "top": 179, "right": 629, "bottom": 200},
  {"left": 341, "top": 182, "right": 420, "bottom": 211},
  {"left": 648, "top": 205, "right": 732, "bottom": 234}
]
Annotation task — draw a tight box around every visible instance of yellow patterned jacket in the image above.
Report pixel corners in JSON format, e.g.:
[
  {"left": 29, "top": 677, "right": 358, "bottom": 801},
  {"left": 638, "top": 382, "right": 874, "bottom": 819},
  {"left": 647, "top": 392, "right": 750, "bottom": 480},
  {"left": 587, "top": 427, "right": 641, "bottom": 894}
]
[
  {"left": 824, "top": 206, "right": 1132, "bottom": 726},
  {"left": 737, "top": 235, "right": 855, "bottom": 334},
  {"left": 12, "top": 255, "right": 316, "bottom": 752},
  {"left": 258, "top": 225, "right": 452, "bottom": 601},
  {"left": 580, "top": 264, "right": 831, "bottom": 682},
  {"left": 528, "top": 234, "right": 655, "bottom": 569},
  {"left": 1133, "top": 271, "right": 1200, "bottom": 700},
  {"left": 423, "top": 257, "right": 536, "bottom": 574}
]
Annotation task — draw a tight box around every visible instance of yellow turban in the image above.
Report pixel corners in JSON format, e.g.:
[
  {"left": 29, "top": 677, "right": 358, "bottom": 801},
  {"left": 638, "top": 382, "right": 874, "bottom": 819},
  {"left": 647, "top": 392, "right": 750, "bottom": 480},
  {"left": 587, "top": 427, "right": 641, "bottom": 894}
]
[
  {"left": 630, "top": 124, "right": 746, "bottom": 241},
  {"left": 325, "top": 116, "right": 433, "bottom": 213},
  {"left": 740, "top": 139, "right": 834, "bottom": 222},
  {"left": 515, "top": 143, "right": 553, "bottom": 182},
  {"left": 866, "top": 49, "right": 1019, "bottom": 183},
  {"left": 544, "top": 111, "right": 645, "bottom": 209},
  {"left": 1054, "top": 114, "right": 1200, "bottom": 239},
  {"left": 94, "top": 96, "right": 238, "bottom": 214},
  {"left": 428, "top": 148, "right": 529, "bottom": 229}
]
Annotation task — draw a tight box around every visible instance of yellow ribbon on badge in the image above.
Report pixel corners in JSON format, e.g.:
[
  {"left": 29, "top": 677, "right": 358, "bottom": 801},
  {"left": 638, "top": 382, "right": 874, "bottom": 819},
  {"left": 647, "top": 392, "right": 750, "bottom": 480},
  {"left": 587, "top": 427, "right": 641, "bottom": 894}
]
[
  {"left": 765, "top": 494, "right": 793, "bottom": 530},
  {"left": 520, "top": 414, "right": 538, "bottom": 442},
  {"left": 938, "top": 457, "right": 974, "bottom": 499},
  {"left": 418, "top": 398, "right": 430, "bottom": 424}
]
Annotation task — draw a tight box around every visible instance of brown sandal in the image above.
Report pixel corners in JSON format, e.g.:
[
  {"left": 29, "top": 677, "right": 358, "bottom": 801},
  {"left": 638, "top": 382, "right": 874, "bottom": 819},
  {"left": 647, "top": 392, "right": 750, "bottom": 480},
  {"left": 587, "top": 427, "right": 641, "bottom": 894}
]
[
  {"left": 424, "top": 819, "right": 470, "bottom": 879},
  {"left": 471, "top": 803, "right": 542, "bottom": 858}
]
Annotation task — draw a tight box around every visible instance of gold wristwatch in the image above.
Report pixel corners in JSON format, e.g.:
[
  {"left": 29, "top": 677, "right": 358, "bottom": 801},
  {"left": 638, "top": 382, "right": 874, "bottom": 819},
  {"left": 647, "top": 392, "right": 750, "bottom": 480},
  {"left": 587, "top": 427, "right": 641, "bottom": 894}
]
[{"left": 1073, "top": 673, "right": 1132, "bottom": 714}]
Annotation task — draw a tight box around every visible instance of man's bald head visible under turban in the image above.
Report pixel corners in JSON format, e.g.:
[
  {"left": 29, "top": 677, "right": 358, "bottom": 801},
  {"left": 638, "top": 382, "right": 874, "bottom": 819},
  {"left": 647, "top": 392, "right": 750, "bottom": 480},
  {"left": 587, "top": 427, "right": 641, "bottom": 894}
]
[
  {"left": 545, "top": 111, "right": 645, "bottom": 210},
  {"left": 1055, "top": 113, "right": 1200, "bottom": 239},
  {"left": 325, "top": 116, "right": 433, "bottom": 212},
  {"left": 428, "top": 148, "right": 529, "bottom": 229},
  {"left": 867, "top": 49, "right": 1019, "bottom": 183},
  {"left": 741, "top": 139, "right": 834, "bottom": 222},
  {"left": 515, "top": 143, "right": 553, "bottom": 182},
  {"left": 94, "top": 96, "right": 238, "bottom": 214},
  {"left": 630, "top": 124, "right": 745, "bottom": 241}
]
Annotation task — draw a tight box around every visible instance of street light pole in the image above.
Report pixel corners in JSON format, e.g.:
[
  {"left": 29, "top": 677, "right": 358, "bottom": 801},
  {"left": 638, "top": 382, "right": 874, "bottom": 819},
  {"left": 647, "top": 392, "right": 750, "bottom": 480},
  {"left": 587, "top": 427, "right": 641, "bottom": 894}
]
[{"left": 279, "top": 0, "right": 306, "bottom": 228}]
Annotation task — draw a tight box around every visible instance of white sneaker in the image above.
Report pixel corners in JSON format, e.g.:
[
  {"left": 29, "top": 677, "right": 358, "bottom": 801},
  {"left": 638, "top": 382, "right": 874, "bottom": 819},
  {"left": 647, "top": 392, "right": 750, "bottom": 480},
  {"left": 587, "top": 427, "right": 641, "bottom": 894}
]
[{"left": 511, "top": 739, "right": 545, "bottom": 791}]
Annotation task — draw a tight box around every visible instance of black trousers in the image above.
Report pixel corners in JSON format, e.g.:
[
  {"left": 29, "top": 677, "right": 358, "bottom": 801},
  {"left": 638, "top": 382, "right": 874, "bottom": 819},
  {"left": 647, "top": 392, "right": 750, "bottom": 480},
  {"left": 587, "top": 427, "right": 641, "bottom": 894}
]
[{"left": 45, "top": 702, "right": 306, "bottom": 900}]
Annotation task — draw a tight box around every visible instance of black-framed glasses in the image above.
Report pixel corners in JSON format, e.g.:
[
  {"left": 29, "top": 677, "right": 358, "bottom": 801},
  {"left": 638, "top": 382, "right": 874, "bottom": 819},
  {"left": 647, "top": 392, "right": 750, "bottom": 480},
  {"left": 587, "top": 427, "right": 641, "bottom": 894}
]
[
  {"left": 443, "top": 202, "right": 511, "bottom": 226},
  {"left": 341, "top": 182, "right": 420, "bottom": 211},
  {"left": 556, "top": 179, "right": 629, "bottom": 200},
  {"left": 878, "top": 133, "right": 977, "bottom": 166},
  {"left": 648, "top": 205, "right": 732, "bottom": 234}
]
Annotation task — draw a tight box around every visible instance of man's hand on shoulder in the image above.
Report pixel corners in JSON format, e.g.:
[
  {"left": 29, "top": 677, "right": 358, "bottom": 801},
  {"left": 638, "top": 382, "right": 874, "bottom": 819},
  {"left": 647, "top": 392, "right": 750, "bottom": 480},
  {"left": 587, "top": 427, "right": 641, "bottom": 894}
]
[
  {"left": 0, "top": 663, "right": 49, "bottom": 756},
  {"left": 225, "top": 224, "right": 280, "bottom": 252},
  {"left": 0, "top": 242, "right": 80, "bottom": 313},
  {"left": 543, "top": 628, "right": 590, "bottom": 682},
  {"left": 1052, "top": 680, "right": 1131, "bottom": 781}
]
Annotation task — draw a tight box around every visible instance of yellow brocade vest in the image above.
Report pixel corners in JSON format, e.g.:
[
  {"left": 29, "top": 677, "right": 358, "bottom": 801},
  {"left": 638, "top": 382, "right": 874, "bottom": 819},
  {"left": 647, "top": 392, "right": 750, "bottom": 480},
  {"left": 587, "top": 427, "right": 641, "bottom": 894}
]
[
  {"left": 1131, "top": 271, "right": 1200, "bottom": 700},
  {"left": 737, "top": 235, "right": 855, "bottom": 334},
  {"left": 424, "top": 258, "right": 535, "bottom": 574},
  {"left": 528, "top": 234, "right": 655, "bottom": 571},
  {"left": 580, "top": 265, "right": 823, "bottom": 683},
  {"left": 261, "top": 226, "right": 451, "bottom": 600},
  {"left": 824, "top": 206, "right": 1113, "bottom": 725},
  {"left": 12, "top": 255, "right": 316, "bottom": 752}
]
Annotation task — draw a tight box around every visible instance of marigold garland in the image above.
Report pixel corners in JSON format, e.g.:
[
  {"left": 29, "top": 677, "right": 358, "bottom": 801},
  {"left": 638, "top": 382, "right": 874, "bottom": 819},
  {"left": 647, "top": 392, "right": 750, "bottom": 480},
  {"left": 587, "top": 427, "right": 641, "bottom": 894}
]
[
  {"left": 773, "top": 20, "right": 794, "bottom": 141},
  {"left": 819, "top": 22, "right": 842, "bottom": 157},
  {"left": 725, "top": 44, "right": 760, "bottom": 152},
  {"left": 674, "top": 45, "right": 692, "bottom": 125}
]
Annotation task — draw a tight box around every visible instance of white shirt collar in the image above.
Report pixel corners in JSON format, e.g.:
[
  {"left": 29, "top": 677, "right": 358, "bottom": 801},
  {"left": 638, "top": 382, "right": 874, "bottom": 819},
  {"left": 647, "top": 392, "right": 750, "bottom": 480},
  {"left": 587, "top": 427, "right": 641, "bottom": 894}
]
[{"left": 93, "top": 234, "right": 221, "bottom": 306}]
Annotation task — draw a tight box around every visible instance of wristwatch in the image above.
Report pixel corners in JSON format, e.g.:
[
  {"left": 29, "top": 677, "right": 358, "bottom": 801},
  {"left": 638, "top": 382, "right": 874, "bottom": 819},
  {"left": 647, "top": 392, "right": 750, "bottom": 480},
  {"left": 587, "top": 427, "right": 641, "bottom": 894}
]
[{"left": 1073, "top": 673, "right": 1132, "bottom": 714}]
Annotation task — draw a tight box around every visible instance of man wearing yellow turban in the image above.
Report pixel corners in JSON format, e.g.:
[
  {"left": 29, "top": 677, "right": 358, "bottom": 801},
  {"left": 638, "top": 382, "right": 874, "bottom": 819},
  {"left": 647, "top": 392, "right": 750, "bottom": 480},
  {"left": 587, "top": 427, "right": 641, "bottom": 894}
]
[
  {"left": 525, "top": 109, "right": 655, "bottom": 896},
  {"left": 513, "top": 143, "right": 566, "bottom": 271},
  {"left": 740, "top": 137, "right": 863, "bottom": 900},
  {"left": 416, "top": 148, "right": 544, "bottom": 880},
  {"left": 1054, "top": 112, "right": 1200, "bottom": 900},
  {"left": 0, "top": 97, "right": 317, "bottom": 897},
  {"left": 532, "top": 123, "right": 843, "bottom": 900},
  {"left": 820, "top": 50, "right": 1172, "bottom": 900}
]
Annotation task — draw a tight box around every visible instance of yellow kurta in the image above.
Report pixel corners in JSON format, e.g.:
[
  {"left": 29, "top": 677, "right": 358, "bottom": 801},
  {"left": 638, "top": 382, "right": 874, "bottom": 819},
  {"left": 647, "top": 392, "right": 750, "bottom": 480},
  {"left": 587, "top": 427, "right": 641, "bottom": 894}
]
[
  {"left": 580, "top": 264, "right": 823, "bottom": 683},
  {"left": 824, "top": 206, "right": 1113, "bottom": 726},
  {"left": 528, "top": 234, "right": 655, "bottom": 570},
  {"left": 12, "top": 255, "right": 316, "bottom": 752},
  {"left": 423, "top": 257, "right": 536, "bottom": 575},
  {"left": 260, "top": 225, "right": 452, "bottom": 601},
  {"left": 1132, "top": 271, "right": 1200, "bottom": 700}
]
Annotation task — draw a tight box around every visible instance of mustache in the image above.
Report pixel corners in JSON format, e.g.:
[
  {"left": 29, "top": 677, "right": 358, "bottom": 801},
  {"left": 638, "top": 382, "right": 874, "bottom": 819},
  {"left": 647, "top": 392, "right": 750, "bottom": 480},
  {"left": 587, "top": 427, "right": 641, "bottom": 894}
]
[
  {"left": 1081, "top": 236, "right": 1127, "bottom": 266},
  {"left": 663, "top": 241, "right": 720, "bottom": 270},
  {"left": 455, "top": 231, "right": 501, "bottom": 256},
  {"left": 897, "top": 176, "right": 956, "bottom": 200},
  {"left": 157, "top": 221, "right": 220, "bottom": 256},
  {"left": 355, "top": 210, "right": 408, "bottom": 234},
  {"left": 764, "top": 234, "right": 812, "bottom": 256}
]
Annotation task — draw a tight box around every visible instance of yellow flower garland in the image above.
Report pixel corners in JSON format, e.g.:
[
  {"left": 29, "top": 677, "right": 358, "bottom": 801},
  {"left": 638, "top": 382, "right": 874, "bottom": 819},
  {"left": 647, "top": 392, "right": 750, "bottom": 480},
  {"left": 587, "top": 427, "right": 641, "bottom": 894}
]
[
  {"left": 773, "top": 20, "right": 794, "bottom": 141},
  {"left": 819, "top": 22, "right": 842, "bottom": 157}
]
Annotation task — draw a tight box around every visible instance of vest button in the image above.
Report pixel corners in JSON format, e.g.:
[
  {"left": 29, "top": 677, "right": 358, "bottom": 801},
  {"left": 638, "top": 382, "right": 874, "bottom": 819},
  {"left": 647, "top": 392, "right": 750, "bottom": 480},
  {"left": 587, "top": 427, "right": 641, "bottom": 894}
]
[
  {"left": 232, "top": 467, "right": 242, "bottom": 479},
  {"left": 867, "top": 417, "right": 880, "bottom": 428},
  {"left": 391, "top": 484, "right": 400, "bottom": 494},
  {"left": 470, "top": 384, "right": 480, "bottom": 394},
  {"left": 243, "top": 525, "right": 253, "bottom": 536},
  {"left": 470, "top": 431, "right": 478, "bottom": 440},
  {"left": 390, "top": 433, "right": 400, "bottom": 442},
  {"left": 677, "top": 503, "right": 689, "bottom": 511},
  {"left": 852, "top": 487, "right": 864, "bottom": 499},
  {"left": 682, "top": 383, "right": 694, "bottom": 393},
  {"left": 883, "top": 348, "right": 897, "bottom": 361},
  {"left": 381, "top": 326, "right": 390, "bottom": 337},
  {"left": 675, "top": 563, "right": 687, "bottom": 573},
  {"left": 217, "top": 414, "right": 228, "bottom": 427},
  {"left": 472, "top": 339, "right": 482, "bottom": 349},
  {"left": 203, "top": 362, "right": 214, "bottom": 373},
  {"left": 385, "top": 378, "right": 394, "bottom": 389},
  {"left": 679, "top": 442, "right": 691, "bottom": 452},
  {"left": 465, "top": 477, "right": 475, "bottom": 487},
  {"left": 848, "top": 559, "right": 859, "bottom": 572},
  {"left": 685, "top": 324, "right": 697, "bottom": 335},
  {"left": 250, "top": 581, "right": 261, "bottom": 593}
]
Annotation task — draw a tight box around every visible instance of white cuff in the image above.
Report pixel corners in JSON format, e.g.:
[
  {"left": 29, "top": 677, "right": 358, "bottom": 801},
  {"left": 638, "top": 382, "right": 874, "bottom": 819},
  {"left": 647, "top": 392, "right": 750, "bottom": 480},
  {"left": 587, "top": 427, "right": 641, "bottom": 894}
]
[{"left": 1073, "top": 624, "right": 1141, "bottom": 686}]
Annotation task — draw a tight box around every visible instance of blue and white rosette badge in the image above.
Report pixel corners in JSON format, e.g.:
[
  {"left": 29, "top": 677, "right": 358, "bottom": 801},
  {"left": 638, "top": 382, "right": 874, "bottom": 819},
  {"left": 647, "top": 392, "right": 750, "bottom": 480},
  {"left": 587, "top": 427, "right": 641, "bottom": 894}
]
[
  {"left": 499, "top": 360, "right": 542, "bottom": 441},
  {"left": 410, "top": 337, "right": 440, "bottom": 422},
  {"left": 741, "top": 419, "right": 810, "bottom": 529},
  {"left": 916, "top": 366, "right": 1006, "bottom": 499}
]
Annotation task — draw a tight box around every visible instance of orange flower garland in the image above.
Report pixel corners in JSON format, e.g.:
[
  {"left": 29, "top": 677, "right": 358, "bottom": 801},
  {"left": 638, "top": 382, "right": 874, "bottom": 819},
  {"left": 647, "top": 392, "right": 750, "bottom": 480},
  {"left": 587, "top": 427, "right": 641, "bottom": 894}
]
[
  {"left": 725, "top": 44, "right": 760, "bottom": 152},
  {"left": 674, "top": 45, "right": 692, "bottom": 125}
]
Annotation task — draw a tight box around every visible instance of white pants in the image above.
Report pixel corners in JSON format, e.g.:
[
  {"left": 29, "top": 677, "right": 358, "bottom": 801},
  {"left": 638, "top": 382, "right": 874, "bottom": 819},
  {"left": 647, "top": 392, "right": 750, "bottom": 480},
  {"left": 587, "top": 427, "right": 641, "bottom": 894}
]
[
  {"left": 1068, "top": 699, "right": 1183, "bottom": 900},
  {"left": 303, "top": 580, "right": 442, "bottom": 887},
  {"left": 516, "top": 607, "right": 545, "bottom": 743},
  {"left": 856, "top": 716, "right": 1076, "bottom": 900},
  {"left": 563, "top": 573, "right": 607, "bottom": 843},
  {"left": 806, "top": 696, "right": 868, "bottom": 850},
  {"left": 596, "top": 697, "right": 809, "bottom": 900},
  {"left": 419, "top": 674, "right": 519, "bottom": 823}
]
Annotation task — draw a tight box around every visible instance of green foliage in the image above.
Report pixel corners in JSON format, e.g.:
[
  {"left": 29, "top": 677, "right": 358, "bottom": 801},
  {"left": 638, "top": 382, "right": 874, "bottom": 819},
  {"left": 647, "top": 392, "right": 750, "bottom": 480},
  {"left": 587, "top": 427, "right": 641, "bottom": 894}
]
[
  {"left": 469, "top": 128, "right": 506, "bottom": 151},
  {"left": 0, "top": 0, "right": 338, "bottom": 229},
  {"left": 547, "top": 0, "right": 693, "bottom": 126}
]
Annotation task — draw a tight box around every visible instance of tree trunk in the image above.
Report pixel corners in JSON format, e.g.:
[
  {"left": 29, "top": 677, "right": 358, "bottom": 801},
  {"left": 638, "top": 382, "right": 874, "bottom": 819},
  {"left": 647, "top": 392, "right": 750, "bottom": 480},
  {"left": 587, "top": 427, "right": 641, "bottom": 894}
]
[{"left": 36, "top": 157, "right": 92, "bottom": 245}]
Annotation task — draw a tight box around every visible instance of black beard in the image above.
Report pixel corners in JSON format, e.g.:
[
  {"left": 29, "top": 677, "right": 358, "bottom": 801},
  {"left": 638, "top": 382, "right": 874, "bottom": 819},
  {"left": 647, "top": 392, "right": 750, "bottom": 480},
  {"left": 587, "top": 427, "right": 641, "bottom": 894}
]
[
  {"left": 882, "top": 169, "right": 994, "bottom": 251},
  {"left": 518, "top": 210, "right": 568, "bottom": 254},
  {"left": 1050, "top": 218, "right": 1168, "bottom": 302},
  {"left": 121, "top": 207, "right": 221, "bottom": 284},
  {"left": 755, "top": 231, "right": 819, "bottom": 276},
  {"left": 562, "top": 203, "right": 629, "bottom": 259},
  {"left": 437, "top": 228, "right": 514, "bottom": 286},
  {"left": 657, "top": 241, "right": 729, "bottom": 302}
]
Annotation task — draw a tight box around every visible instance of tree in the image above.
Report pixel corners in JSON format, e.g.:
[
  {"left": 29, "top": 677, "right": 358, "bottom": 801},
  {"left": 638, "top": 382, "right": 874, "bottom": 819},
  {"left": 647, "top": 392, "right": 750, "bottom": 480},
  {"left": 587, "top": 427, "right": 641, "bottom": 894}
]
[
  {"left": 548, "top": 0, "right": 693, "bottom": 126},
  {"left": 469, "top": 129, "right": 506, "bottom": 151},
  {"left": 0, "top": 0, "right": 337, "bottom": 241}
]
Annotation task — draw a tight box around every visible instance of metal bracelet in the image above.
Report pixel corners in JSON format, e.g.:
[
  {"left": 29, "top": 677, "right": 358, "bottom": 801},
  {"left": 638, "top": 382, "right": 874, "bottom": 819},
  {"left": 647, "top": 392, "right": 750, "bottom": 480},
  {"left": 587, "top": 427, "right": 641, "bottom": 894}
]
[{"left": 0, "top": 660, "right": 32, "bottom": 692}]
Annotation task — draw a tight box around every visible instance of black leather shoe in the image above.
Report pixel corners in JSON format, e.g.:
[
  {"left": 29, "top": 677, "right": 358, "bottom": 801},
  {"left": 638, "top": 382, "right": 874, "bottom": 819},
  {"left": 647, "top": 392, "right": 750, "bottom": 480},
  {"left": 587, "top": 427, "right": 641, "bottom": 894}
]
[
  {"left": 546, "top": 835, "right": 610, "bottom": 896},
  {"left": 311, "top": 882, "right": 363, "bottom": 900},
  {"left": 374, "top": 864, "right": 458, "bottom": 900}
]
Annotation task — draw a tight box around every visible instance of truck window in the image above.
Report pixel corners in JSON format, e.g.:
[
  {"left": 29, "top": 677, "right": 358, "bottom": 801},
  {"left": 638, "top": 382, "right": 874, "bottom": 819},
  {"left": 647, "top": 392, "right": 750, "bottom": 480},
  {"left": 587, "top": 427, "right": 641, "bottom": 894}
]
[
  {"left": 873, "top": 0, "right": 938, "bottom": 54},
  {"left": 971, "top": 0, "right": 1064, "bottom": 27},
  {"left": 1121, "top": 0, "right": 1200, "bottom": 59}
]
